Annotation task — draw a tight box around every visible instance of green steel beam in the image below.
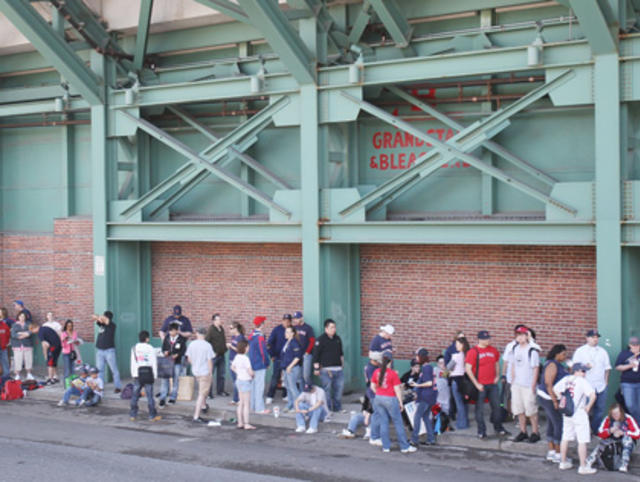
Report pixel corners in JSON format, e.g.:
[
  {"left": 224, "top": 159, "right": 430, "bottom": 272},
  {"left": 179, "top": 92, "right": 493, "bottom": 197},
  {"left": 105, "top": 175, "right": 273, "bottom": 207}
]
[
  {"left": 238, "top": 0, "right": 316, "bottom": 84},
  {"left": 107, "top": 222, "right": 300, "bottom": 243},
  {"left": 594, "top": 53, "right": 623, "bottom": 367},
  {"left": 193, "top": 0, "right": 252, "bottom": 24},
  {"left": 320, "top": 221, "right": 595, "bottom": 245},
  {"left": 569, "top": 0, "right": 618, "bottom": 54},
  {"left": 368, "top": 0, "right": 413, "bottom": 47},
  {"left": 348, "top": 1, "right": 372, "bottom": 45},
  {"left": 0, "top": 98, "right": 88, "bottom": 117},
  {"left": 119, "top": 111, "right": 292, "bottom": 217},
  {"left": 0, "top": 0, "right": 103, "bottom": 105},
  {"left": 168, "top": 105, "right": 291, "bottom": 189},
  {"left": 338, "top": 70, "right": 577, "bottom": 217},
  {"left": 133, "top": 0, "right": 154, "bottom": 72},
  {"left": 386, "top": 86, "right": 557, "bottom": 186}
]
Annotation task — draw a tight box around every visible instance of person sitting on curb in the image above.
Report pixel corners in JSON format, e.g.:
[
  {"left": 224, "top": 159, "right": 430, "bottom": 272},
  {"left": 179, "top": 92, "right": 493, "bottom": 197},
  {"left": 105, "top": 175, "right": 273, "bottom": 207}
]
[
  {"left": 83, "top": 367, "right": 104, "bottom": 407},
  {"left": 553, "top": 362, "right": 597, "bottom": 475},
  {"left": 587, "top": 403, "right": 640, "bottom": 473},
  {"left": 295, "top": 383, "right": 328, "bottom": 434},
  {"left": 58, "top": 366, "right": 90, "bottom": 406},
  {"left": 341, "top": 394, "right": 373, "bottom": 439}
]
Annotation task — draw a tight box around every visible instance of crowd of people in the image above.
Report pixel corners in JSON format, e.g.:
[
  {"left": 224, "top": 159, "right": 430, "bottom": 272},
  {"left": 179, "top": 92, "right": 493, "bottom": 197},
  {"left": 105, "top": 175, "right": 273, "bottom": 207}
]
[{"left": 1, "top": 300, "right": 639, "bottom": 474}]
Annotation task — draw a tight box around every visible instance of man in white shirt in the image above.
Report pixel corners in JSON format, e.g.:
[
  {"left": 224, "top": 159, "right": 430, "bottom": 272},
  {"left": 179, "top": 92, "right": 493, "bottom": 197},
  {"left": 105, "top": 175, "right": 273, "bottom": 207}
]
[
  {"left": 508, "top": 326, "right": 541, "bottom": 443},
  {"left": 129, "top": 330, "right": 160, "bottom": 422},
  {"left": 186, "top": 327, "right": 215, "bottom": 424},
  {"left": 294, "top": 384, "right": 328, "bottom": 434},
  {"left": 571, "top": 329, "right": 611, "bottom": 434},
  {"left": 553, "top": 363, "right": 597, "bottom": 475},
  {"left": 502, "top": 325, "right": 540, "bottom": 415}
]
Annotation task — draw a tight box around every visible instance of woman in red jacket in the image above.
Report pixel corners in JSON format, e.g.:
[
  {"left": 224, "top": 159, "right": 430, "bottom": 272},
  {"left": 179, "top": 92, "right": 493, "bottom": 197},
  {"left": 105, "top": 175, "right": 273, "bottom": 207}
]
[{"left": 586, "top": 403, "right": 640, "bottom": 473}]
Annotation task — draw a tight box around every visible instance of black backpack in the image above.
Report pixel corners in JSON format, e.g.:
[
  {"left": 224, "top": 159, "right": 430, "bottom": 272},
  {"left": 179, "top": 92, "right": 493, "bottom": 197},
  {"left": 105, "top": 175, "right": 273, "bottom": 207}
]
[{"left": 596, "top": 438, "right": 624, "bottom": 471}]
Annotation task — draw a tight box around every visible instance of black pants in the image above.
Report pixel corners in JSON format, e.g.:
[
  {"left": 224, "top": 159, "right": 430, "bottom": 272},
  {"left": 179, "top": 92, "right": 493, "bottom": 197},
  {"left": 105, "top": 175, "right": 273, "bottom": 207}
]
[{"left": 209, "top": 354, "right": 226, "bottom": 396}]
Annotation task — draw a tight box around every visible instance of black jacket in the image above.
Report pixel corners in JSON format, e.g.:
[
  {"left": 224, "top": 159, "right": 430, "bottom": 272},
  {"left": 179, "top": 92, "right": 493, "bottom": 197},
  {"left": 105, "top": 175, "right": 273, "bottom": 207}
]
[
  {"left": 312, "top": 333, "right": 343, "bottom": 368},
  {"left": 205, "top": 325, "right": 227, "bottom": 356},
  {"left": 161, "top": 334, "right": 187, "bottom": 360}
]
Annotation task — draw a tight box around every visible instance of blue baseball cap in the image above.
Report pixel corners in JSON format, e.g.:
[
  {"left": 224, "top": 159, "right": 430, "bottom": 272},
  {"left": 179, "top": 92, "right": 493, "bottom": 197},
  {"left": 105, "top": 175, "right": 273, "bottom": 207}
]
[
  {"left": 14, "top": 300, "right": 24, "bottom": 307},
  {"left": 293, "top": 311, "right": 303, "bottom": 319},
  {"left": 572, "top": 362, "right": 589, "bottom": 372},
  {"left": 586, "top": 329, "right": 601, "bottom": 337},
  {"left": 478, "top": 330, "right": 491, "bottom": 340},
  {"left": 382, "top": 350, "right": 393, "bottom": 360}
]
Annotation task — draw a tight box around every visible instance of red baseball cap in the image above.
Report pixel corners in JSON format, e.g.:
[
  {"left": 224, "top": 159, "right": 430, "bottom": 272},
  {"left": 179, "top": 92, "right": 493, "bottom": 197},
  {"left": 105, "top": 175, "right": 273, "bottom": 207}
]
[
  {"left": 515, "top": 326, "right": 529, "bottom": 334},
  {"left": 253, "top": 316, "right": 267, "bottom": 327}
]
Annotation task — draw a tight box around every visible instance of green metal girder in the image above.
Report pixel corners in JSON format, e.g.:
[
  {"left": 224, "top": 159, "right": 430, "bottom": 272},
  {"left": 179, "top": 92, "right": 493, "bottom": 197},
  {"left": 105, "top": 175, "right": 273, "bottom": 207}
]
[
  {"left": 569, "top": 0, "right": 618, "bottom": 54},
  {"left": 237, "top": 0, "right": 316, "bottom": 84},
  {"left": 320, "top": 221, "right": 595, "bottom": 245},
  {"left": 0, "top": 0, "right": 103, "bottom": 105},
  {"left": 133, "top": 0, "right": 154, "bottom": 72},
  {"left": 194, "top": 0, "right": 251, "bottom": 25},
  {"left": 0, "top": 98, "right": 88, "bottom": 117},
  {"left": 338, "top": 70, "right": 577, "bottom": 217},
  {"left": 368, "top": 0, "right": 413, "bottom": 47},
  {"left": 107, "top": 222, "right": 300, "bottom": 243},
  {"left": 386, "top": 86, "right": 557, "bottom": 186},
  {"left": 347, "top": 1, "right": 372, "bottom": 45}
]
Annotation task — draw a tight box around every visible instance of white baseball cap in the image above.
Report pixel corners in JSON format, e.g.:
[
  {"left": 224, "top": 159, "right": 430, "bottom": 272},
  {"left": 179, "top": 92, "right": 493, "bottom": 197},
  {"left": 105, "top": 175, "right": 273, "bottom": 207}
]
[{"left": 380, "top": 324, "right": 395, "bottom": 335}]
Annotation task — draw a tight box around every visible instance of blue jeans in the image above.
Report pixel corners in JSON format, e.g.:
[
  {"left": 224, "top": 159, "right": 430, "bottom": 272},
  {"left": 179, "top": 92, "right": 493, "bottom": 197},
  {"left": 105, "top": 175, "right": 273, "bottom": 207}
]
[
  {"left": 62, "top": 354, "right": 73, "bottom": 380},
  {"left": 451, "top": 378, "right": 469, "bottom": 429},
  {"left": 296, "top": 401, "right": 327, "bottom": 430},
  {"left": 267, "top": 358, "right": 286, "bottom": 399},
  {"left": 160, "top": 363, "right": 182, "bottom": 402},
  {"left": 130, "top": 380, "right": 157, "bottom": 419},
  {"left": 373, "top": 395, "right": 410, "bottom": 451},
  {"left": 62, "top": 386, "right": 82, "bottom": 404},
  {"left": 475, "top": 383, "right": 505, "bottom": 436},
  {"left": 369, "top": 401, "right": 381, "bottom": 441},
  {"left": 96, "top": 348, "right": 122, "bottom": 389},
  {"left": 589, "top": 388, "right": 608, "bottom": 434},
  {"left": 251, "top": 369, "right": 266, "bottom": 412},
  {"left": 284, "top": 365, "right": 302, "bottom": 410},
  {"left": 411, "top": 401, "right": 436, "bottom": 444},
  {"left": 81, "top": 387, "right": 101, "bottom": 407},
  {"left": 302, "top": 353, "right": 313, "bottom": 385},
  {"left": 538, "top": 396, "right": 563, "bottom": 444},
  {"left": 348, "top": 412, "right": 366, "bottom": 433},
  {"left": 210, "top": 355, "right": 226, "bottom": 395},
  {"left": 319, "top": 368, "right": 344, "bottom": 412},
  {"left": 0, "top": 349, "right": 9, "bottom": 376},
  {"left": 229, "top": 365, "right": 239, "bottom": 403},
  {"left": 621, "top": 382, "right": 640, "bottom": 428}
]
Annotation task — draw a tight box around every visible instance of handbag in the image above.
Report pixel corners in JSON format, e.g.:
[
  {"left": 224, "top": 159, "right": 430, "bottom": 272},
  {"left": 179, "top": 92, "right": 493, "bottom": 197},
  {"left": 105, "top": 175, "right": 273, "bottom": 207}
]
[
  {"left": 131, "top": 347, "right": 154, "bottom": 385},
  {"left": 157, "top": 356, "right": 175, "bottom": 379},
  {"left": 460, "top": 349, "right": 480, "bottom": 402}
]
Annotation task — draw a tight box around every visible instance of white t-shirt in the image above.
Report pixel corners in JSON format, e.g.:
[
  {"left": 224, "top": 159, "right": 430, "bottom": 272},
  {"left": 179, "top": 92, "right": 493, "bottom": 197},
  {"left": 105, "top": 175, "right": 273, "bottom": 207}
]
[
  {"left": 87, "top": 376, "right": 104, "bottom": 396},
  {"left": 553, "top": 375, "right": 595, "bottom": 417},
  {"left": 44, "top": 320, "right": 63, "bottom": 338},
  {"left": 509, "top": 344, "right": 540, "bottom": 388},
  {"left": 231, "top": 354, "right": 252, "bottom": 381},
  {"left": 450, "top": 352, "right": 466, "bottom": 377},
  {"left": 296, "top": 386, "right": 327, "bottom": 408},
  {"left": 185, "top": 339, "right": 215, "bottom": 377},
  {"left": 571, "top": 344, "right": 611, "bottom": 393}
]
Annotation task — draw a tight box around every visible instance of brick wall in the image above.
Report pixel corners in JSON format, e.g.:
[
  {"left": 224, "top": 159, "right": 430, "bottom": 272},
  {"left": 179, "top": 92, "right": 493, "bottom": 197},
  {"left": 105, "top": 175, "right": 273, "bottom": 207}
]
[
  {"left": 0, "top": 217, "right": 94, "bottom": 341},
  {"left": 360, "top": 245, "right": 597, "bottom": 359},
  {"left": 151, "top": 243, "right": 303, "bottom": 337}
]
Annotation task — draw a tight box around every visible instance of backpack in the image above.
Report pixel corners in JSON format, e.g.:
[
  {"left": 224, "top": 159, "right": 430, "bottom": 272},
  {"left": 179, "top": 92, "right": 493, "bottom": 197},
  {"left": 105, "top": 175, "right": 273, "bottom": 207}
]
[
  {"left": 120, "top": 383, "right": 135, "bottom": 400},
  {"left": 511, "top": 343, "right": 543, "bottom": 383},
  {"left": 1, "top": 380, "right": 24, "bottom": 401},
  {"left": 596, "top": 438, "right": 624, "bottom": 471}
]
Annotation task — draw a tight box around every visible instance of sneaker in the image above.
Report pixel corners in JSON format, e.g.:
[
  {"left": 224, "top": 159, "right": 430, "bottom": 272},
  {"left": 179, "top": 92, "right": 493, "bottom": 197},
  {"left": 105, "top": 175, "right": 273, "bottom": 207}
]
[
  {"left": 306, "top": 428, "right": 317, "bottom": 434},
  {"left": 219, "top": 391, "right": 230, "bottom": 397},
  {"left": 341, "top": 429, "right": 355, "bottom": 438},
  {"left": 256, "top": 409, "right": 271, "bottom": 415},
  {"left": 77, "top": 399, "right": 85, "bottom": 407},
  {"left": 324, "top": 413, "right": 332, "bottom": 422},
  {"left": 369, "top": 438, "right": 383, "bottom": 447},
  {"left": 363, "top": 427, "right": 371, "bottom": 440},
  {"left": 282, "top": 407, "right": 290, "bottom": 413},
  {"left": 26, "top": 373, "right": 35, "bottom": 381},
  {"left": 207, "top": 421, "right": 221, "bottom": 427},
  {"left": 192, "top": 417, "right": 208, "bottom": 424},
  {"left": 168, "top": 399, "right": 176, "bottom": 405},
  {"left": 14, "top": 375, "right": 21, "bottom": 381},
  {"left": 559, "top": 461, "right": 573, "bottom": 470},
  {"left": 159, "top": 400, "right": 166, "bottom": 408},
  {"left": 552, "top": 453, "right": 563, "bottom": 464},
  {"left": 382, "top": 448, "right": 390, "bottom": 453},
  {"left": 201, "top": 404, "right": 209, "bottom": 414},
  {"left": 57, "top": 400, "right": 67, "bottom": 407},
  {"left": 266, "top": 397, "right": 273, "bottom": 405},
  {"left": 546, "top": 450, "right": 557, "bottom": 462},
  {"left": 150, "top": 415, "right": 162, "bottom": 422},
  {"left": 478, "top": 433, "right": 488, "bottom": 440},
  {"left": 283, "top": 396, "right": 289, "bottom": 402},
  {"left": 497, "top": 429, "right": 511, "bottom": 436},
  {"left": 295, "top": 426, "right": 306, "bottom": 433},
  {"left": 115, "top": 388, "right": 121, "bottom": 394},
  {"left": 44, "top": 379, "right": 52, "bottom": 386},
  {"left": 401, "top": 446, "right": 417, "bottom": 453},
  {"left": 51, "top": 378, "right": 59, "bottom": 384},
  {"left": 513, "top": 431, "right": 529, "bottom": 442},
  {"left": 619, "top": 464, "right": 628, "bottom": 473},
  {"left": 529, "top": 432, "right": 541, "bottom": 443},
  {"left": 577, "top": 466, "right": 597, "bottom": 475}
]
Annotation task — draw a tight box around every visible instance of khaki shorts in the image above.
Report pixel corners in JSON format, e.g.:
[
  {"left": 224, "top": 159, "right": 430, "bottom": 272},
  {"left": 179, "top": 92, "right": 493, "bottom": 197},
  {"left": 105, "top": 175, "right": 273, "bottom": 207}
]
[
  {"left": 562, "top": 410, "right": 590, "bottom": 444},
  {"left": 196, "top": 375, "right": 212, "bottom": 400},
  {"left": 511, "top": 384, "right": 538, "bottom": 416}
]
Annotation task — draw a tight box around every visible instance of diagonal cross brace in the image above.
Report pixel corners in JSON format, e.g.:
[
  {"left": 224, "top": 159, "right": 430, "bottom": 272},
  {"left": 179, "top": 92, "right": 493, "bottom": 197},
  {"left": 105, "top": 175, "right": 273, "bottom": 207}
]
[
  {"left": 386, "top": 86, "right": 557, "bottom": 187},
  {"left": 368, "top": 0, "right": 413, "bottom": 47},
  {"left": 119, "top": 96, "right": 291, "bottom": 219},
  {"left": 338, "top": 70, "right": 577, "bottom": 217},
  {"left": 119, "top": 111, "right": 292, "bottom": 217},
  {"left": 168, "top": 105, "right": 291, "bottom": 189}
]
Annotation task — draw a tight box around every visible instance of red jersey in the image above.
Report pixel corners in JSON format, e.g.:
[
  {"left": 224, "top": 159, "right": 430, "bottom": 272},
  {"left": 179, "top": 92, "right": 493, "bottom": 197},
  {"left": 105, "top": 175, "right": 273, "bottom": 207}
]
[
  {"left": 0, "top": 321, "right": 9, "bottom": 350},
  {"left": 372, "top": 368, "right": 401, "bottom": 397},
  {"left": 597, "top": 414, "right": 640, "bottom": 440},
  {"left": 465, "top": 345, "right": 500, "bottom": 385}
]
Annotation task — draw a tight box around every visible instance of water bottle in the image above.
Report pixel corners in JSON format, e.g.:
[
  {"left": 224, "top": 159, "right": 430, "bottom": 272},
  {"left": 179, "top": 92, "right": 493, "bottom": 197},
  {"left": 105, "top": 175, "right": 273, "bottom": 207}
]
[{"left": 274, "top": 406, "right": 280, "bottom": 418}]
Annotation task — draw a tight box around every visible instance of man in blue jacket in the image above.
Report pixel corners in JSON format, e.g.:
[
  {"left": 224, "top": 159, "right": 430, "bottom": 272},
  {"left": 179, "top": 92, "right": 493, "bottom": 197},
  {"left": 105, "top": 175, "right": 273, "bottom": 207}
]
[
  {"left": 248, "top": 316, "right": 271, "bottom": 414},
  {"left": 293, "top": 311, "right": 315, "bottom": 385},
  {"left": 266, "top": 314, "right": 291, "bottom": 404}
]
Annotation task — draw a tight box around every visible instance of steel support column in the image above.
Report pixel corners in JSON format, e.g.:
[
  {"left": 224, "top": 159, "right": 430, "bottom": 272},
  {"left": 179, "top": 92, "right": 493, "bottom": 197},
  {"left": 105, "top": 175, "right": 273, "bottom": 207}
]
[
  {"left": 595, "top": 53, "right": 622, "bottom": 359},
  {"left": 133, "top": 0, "right": 154, "bottom": 73}
]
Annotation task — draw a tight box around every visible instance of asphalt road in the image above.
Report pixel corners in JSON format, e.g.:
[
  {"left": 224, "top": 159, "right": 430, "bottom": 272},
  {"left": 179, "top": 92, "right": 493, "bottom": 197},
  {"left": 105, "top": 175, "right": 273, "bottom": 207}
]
[{"left": 0, "top": 398, "right": 631, "bottom": 482}]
